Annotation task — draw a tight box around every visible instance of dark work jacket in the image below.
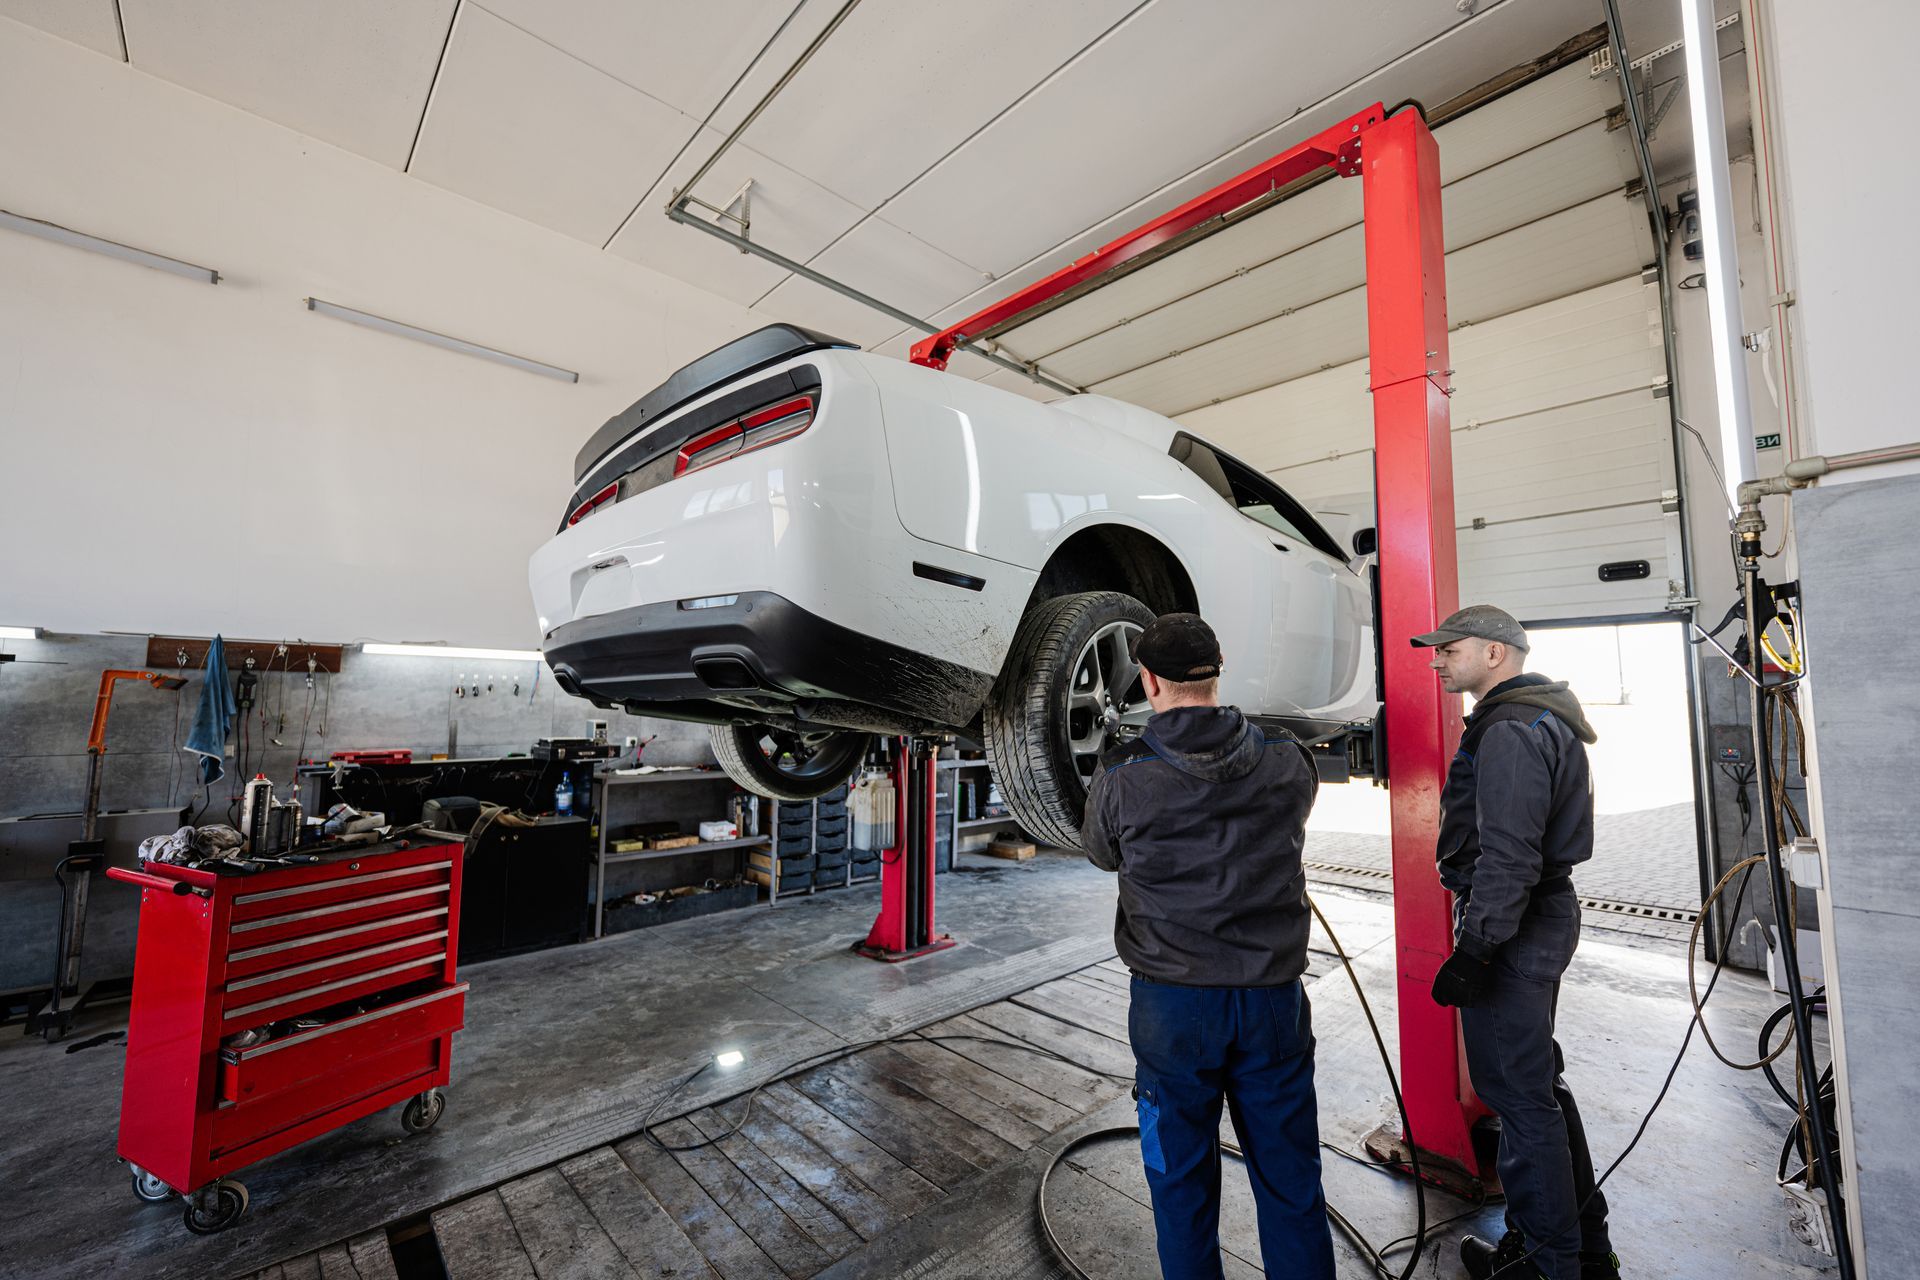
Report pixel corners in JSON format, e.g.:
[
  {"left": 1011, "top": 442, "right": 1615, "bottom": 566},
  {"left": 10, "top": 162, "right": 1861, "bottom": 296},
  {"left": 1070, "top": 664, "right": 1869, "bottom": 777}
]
[
  {"left": 1080, "top": 705, "right": 1318, "bottom": 987},
  {"left": 1436, "top": 672, "right": 1598, "bottom": 960}
]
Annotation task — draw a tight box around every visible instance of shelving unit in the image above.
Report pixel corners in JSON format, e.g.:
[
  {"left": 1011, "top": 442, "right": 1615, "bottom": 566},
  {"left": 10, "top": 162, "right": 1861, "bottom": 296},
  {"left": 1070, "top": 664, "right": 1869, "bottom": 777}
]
[
  {"left": 942, "top": 758, "right": 1020, "bottom": 856},
  {"left": 590, "top": 771, "right": 766, "bottom": 938}
]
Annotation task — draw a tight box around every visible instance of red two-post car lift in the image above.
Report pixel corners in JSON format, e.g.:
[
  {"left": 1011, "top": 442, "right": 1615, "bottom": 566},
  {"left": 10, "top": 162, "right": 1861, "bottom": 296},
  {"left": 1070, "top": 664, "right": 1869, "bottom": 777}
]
[{"left": 910, "top": 104, "right": 1486, "bottom": 1185}]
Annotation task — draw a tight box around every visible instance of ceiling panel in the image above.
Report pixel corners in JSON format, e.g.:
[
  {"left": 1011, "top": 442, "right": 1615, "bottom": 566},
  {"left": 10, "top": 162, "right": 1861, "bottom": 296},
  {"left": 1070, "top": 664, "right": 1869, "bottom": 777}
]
[
  {"left": 410, "top": 4, "right": 698, "bottom": 245},
  {"left": 117, "top": 0, "right": 456, "bottom": 169},
  {"left": 761, "top": 215, "right": 994, "bottom": 334},
  {"left": 739, "top": 0, "right": 1143, "bottom": 213},
  {"left": 470, "top": 0, "right": 803, "bottom": 121},
  {"left": 877, "top": 0, "right": 1477, "bottom": 279},
  {"left": 608, "top": 125, "right": 865, "bottom": 304},
  {"left": 0, "top": 1, "right": 121, "bottom": 58}
]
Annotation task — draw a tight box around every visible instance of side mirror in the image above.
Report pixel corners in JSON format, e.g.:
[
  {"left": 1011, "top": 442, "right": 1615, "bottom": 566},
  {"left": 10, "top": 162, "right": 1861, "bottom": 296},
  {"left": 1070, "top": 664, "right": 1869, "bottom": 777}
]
[{"left": 1352, "top": 527, "right": 1377, "bottom": 558}]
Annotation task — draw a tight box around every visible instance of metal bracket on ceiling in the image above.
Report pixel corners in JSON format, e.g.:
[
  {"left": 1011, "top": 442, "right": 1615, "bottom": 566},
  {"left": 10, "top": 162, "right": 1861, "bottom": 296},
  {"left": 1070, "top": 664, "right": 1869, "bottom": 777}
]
[{"left": 1588, "top": 11, "right": 1740, "bottom": 76}]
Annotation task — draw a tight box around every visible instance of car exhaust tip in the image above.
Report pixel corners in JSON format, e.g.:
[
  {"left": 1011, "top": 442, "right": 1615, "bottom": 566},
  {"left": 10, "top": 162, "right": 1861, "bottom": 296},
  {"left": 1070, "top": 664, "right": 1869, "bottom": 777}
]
[{"left": 693, "top": 655, "right": 763, "bottom": 691}]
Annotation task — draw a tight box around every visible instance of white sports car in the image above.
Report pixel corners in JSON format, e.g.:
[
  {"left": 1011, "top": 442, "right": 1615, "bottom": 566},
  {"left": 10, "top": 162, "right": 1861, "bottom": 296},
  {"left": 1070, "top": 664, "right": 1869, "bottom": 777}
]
[{"left": 530, "top": 325, "right": 1376, "bottom": 846}]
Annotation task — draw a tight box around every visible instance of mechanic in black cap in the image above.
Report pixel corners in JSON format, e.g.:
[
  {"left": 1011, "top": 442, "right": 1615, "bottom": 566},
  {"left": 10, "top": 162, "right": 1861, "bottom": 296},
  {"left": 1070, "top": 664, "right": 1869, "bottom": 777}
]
[
  {"left": 1081, "top": 611, "right": 1333, "bottom": 1280},
  {"left": 1411, "top": 605, "right": 1620, "bottom": 1280}
]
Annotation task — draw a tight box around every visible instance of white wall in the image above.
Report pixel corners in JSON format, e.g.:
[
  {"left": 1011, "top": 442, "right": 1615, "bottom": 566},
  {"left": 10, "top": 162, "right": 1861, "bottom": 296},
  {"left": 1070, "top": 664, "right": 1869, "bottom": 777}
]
[
  {"left": 0, "top": 19, "right": 763, "bottom": 648},
  {"left": 1765, "top": 0, "right": 1920, "bottom": 480}
]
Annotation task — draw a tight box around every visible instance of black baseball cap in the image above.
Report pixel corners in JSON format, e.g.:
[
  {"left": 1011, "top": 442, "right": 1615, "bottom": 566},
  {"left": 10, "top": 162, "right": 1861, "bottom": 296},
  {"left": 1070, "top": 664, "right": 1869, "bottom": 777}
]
[
  {"left": 1409, "top": 604, "right": 1530, "bottom": 652},
  {"left": 1133, "top": 612, "right": 1222, "bottom": 681}
]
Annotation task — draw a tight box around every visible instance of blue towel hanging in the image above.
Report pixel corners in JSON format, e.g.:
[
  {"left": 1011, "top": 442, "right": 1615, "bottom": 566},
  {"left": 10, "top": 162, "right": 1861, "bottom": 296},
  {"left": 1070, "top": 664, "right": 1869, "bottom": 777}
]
[{"left": 184, "top": 636, "right": 238, "bottom": 786}]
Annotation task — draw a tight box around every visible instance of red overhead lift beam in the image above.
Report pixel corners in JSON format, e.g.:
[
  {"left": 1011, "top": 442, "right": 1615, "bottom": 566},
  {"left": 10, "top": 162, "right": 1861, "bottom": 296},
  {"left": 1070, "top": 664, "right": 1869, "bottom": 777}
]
[{"left": 912, "top": 104, "right": 1483, "bottom": 1178}]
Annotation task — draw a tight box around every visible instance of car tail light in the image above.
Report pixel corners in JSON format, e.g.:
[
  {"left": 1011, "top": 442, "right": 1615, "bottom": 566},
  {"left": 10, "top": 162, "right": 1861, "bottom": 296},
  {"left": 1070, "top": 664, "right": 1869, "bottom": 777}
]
[
  {"left": 566, "top": 481, "right": 619, "bottom": 527},
  {"left": 674, "top": 395, "right": 815, "bottom": 477}
]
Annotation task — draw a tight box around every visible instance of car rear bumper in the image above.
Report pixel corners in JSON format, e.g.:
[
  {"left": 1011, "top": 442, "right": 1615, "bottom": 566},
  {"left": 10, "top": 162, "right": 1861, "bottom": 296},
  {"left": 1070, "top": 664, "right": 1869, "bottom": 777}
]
[{"left": 543, "top": 591, "right": 993, "bottom": 730}]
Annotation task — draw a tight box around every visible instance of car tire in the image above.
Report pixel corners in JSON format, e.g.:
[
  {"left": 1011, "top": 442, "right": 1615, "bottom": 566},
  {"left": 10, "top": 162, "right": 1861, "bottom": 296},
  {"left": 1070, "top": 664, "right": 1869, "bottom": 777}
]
[
  {"left": 985, "top": 591, "right": 1156, "bottom": 849},
  {"left": 710, "top": 725, "right": 868, "bottom": 801}
]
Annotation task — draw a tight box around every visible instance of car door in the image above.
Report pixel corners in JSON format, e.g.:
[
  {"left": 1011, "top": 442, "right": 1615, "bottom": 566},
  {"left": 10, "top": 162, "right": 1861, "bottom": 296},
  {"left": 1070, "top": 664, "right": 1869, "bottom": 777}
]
[{"left": 1170, "top": 435, "right": 1366, "bottom": 718}]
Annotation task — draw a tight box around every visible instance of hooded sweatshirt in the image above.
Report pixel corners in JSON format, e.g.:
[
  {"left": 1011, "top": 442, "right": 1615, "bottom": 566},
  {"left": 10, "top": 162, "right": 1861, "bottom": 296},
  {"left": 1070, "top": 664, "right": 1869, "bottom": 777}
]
[
  {"left": 1436, "top": 672, "right": 1598, "bottom": 960},
  {"left": 1080, "top": 704, "right": 1319, "bottom": 986}
]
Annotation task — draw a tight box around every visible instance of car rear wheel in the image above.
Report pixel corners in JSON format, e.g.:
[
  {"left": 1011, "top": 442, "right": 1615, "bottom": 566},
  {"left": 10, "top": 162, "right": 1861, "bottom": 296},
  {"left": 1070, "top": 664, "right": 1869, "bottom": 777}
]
[
  {"left": 710, "top": 724, "right": 868, "bottom": 801},
  {"left": 984, "top": 591, "right": 1156, "bottom": 849}
]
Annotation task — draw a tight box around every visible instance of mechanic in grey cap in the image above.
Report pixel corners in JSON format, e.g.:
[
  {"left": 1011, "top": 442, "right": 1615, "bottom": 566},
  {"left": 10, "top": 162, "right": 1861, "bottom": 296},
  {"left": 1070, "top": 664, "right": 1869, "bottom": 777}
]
[
  {"left": 1412, "top": 605, "right": 1620, "bottom": 1280},
  {"left": 1081, "top": 612, "right": 1333, "bottom": 1280}
]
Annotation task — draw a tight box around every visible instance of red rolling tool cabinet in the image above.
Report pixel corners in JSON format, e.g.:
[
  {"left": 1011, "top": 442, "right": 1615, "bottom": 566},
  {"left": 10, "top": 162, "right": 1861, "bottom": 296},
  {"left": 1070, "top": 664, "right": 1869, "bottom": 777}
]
[{"left": 107, "top": 833, "right": 468, "bottom": 1234}]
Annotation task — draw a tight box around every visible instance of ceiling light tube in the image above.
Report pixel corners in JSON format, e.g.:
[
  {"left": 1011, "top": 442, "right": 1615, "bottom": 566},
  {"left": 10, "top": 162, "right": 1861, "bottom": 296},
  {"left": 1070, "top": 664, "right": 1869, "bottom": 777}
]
[
  {"left": 0, "top": 625, "right": 43, "bottom": 640},
  {"left": 0, "top": 208, "right": 219, "bottom": 284},
  {"left": 362, "top": 643, "right": 543, "bottom": 662},
  {"left": 1680, "top": 0, "right": 1758, "bottom": 505},
  {"left": 305, "top": 297, "right": 579, "bottom": 384}
]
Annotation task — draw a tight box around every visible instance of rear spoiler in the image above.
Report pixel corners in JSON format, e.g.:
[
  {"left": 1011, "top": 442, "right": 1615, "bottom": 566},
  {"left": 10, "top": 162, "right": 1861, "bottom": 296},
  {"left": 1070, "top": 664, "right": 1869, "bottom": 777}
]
[{"left": 574, "top": 324, "right": 854, "bottom": 483}]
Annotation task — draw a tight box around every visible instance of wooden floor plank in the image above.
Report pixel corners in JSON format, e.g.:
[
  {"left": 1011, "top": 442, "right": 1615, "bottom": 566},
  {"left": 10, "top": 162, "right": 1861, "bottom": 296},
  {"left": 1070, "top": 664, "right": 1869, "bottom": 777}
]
[
  {"left": 1010, "top": 981, "right": 1131, "bottom": 1043},
  {"left": 1051, "top": 972, "right": 1135, "bottom": 1021},
  {"left": 786, "top": 1067, "right": 985, "bottom": 1192},
  {"left": 824, "top": 1055, "right": 1023, "bottom": 1167},
  {"left": 730, "top": 1103, "right": 895, "bottom": 1240},
  {"left": 651, "top": 1117, "right": 829, "bottom": 1280},
  {"left": 248, "top": 1267, "right": 286, "bottom": 1280},
  {"left": 559, "top": 1147, "right": 719, "bottom": 1280},
  {"left": 917, "top": 1012, "right": 1120, "bottom": 1114},
  {"left": 314, "top": 1244, "right": 358, "bottom": 1280},
  {"left": 860, "top": 1043, "right": 1052, "bottom": 1148},
  {"left": 966, "top": 999, "right": 1135, "bottom": 1078},
  {"left": 345, "top": 1231, "right": 401, "bottom": 1280},
  {"left": 889, "top": 1036, "right": 1079, "bottom": 1133},
  {"left": 280, "top": 1255, "right": 322, "bottom": 1280},
  {"left": 1094, "top": 958, "right": 1131, "bottom": 977},
  {"left": 616, "top": 1133, "right": 784, "bottom": 1280},
  {"left": 1073, "top": 965, "right": 1133, "bottom": 995},
  {"left": 497, "top": 1166, "right": 644, "bottom": 1280},
  {"left": 432, "top": 1192, "right": 540, "bottom": 1280},
  {"left": 755, "top": 1082, "right": 942, "bottom": 1217},
  {"left": 686, "top": 1108, "right": 862, "bottom": 1259}
]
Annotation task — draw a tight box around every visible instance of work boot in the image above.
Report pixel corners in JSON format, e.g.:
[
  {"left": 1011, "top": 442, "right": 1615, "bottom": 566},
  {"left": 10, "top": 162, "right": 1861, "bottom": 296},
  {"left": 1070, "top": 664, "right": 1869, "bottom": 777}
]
[
  {"left": 1580, "top": 1253, "right": 1622, "bottom": 1279},
  {"left": 1460, "top": 1229, "right": 1544, "bottom": 1279}
]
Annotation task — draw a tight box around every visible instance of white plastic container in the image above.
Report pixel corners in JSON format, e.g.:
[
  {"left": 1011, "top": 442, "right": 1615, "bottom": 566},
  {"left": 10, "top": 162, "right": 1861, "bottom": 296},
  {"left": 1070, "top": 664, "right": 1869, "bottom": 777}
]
[{"left": 699, "top": 820, "right": 737, "bottom": 842}]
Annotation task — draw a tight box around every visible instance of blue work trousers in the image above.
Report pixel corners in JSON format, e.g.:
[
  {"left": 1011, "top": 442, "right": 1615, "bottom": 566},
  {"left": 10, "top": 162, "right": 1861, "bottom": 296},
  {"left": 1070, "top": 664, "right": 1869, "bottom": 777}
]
[
  {"left": 1128, "top": 977, "right": 1335, "bottom": 1280},
  {"left": 1458, "top": 890, "right": 1613, "bottom": 1280}
]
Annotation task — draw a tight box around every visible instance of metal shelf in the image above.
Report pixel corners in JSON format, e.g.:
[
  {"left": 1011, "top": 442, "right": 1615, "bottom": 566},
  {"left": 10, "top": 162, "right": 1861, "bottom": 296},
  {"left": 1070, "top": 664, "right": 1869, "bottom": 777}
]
[
  {"left": 598, "top": 770, "right": 734, "bottom": 787},
  {"left": 602, "top": 835, "right": 770, "bottom": 866},
  {"left": 957, "top": 816, "right": 1017, "bottom": 830}
]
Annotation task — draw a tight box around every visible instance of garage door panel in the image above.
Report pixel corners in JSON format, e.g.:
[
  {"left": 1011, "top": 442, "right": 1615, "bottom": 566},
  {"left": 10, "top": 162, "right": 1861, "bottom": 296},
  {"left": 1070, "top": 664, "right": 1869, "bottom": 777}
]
[
  {"left": 1457, "top": 508, "right": 1673, "bottom": 620},
  {"left": 1025, "top": 119, "right": 1634, "bottom": 388}
]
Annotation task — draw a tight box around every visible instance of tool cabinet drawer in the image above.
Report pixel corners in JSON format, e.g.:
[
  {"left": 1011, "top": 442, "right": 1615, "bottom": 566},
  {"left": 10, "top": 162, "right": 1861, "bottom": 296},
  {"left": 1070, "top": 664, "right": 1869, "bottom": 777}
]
[
  {"left": 218, "top": 944, "right": 450, "bottom": 1031},
  {"left": 226, "top": 879, "right": 453, "bottom": 950},
  {"left": 217, "top": 984, "right": 466, "bottom": 1107},
  {"left": 224, "top": 904, "right": 452, "bottom": 980},
  {"left": 226, "top": 856, "right": 454, "bottom": 924}
]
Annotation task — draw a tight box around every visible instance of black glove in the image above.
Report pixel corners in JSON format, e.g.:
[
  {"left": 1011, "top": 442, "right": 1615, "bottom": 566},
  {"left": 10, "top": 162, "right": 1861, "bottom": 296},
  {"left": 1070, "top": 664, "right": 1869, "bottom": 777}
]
[{"left": 1431, "top": 949, "right": 1494, "bottom": 1008}]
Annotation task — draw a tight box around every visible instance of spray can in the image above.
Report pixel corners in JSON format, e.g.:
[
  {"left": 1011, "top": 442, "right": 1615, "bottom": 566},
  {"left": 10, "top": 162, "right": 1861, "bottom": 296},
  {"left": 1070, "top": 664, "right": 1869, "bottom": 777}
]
[{"left": 240, "top": 774, "right": 274, "bottom": 853}]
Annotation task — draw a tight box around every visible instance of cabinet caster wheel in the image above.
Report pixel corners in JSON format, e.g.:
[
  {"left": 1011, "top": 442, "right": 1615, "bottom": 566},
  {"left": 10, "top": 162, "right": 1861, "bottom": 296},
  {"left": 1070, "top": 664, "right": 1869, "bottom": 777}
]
[
  {"left": 131, "top": 1168, "right": 173, "bottom": 1203},
  {"left": 182, "top": 1179, "right": 248, "bottom": 1235},
  {"left": 401, "top": 1088, "right": 445, "bottom": 1134}
]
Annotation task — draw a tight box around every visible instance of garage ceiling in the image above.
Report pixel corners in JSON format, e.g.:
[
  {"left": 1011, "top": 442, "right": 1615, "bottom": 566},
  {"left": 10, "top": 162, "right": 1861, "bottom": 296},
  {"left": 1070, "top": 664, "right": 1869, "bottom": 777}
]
[{"left": 0, "top": 0, "right": 1748, "bottom": 393}]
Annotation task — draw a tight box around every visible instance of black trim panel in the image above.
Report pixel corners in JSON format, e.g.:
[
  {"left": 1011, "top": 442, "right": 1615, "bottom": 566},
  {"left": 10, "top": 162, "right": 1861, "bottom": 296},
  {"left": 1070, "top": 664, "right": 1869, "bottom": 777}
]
[
  {"left": 911, "top": 562, "right": 986, "bottom": 592},
  {"left": 573, "top": 324, "right": 852, "bottom": 482},
  {"left": 544, "top": 592, "right": 993, "bottom": 729}
]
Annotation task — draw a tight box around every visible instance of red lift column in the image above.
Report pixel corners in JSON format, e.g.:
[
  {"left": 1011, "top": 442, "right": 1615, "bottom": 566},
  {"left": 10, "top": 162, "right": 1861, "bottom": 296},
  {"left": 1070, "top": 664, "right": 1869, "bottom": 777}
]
[
  {"left": 854, "top": 739, "right": 955, "bottom": 963},
  {"left": 1359, "top": 107, "right": 1486, "bottom": 1181}
]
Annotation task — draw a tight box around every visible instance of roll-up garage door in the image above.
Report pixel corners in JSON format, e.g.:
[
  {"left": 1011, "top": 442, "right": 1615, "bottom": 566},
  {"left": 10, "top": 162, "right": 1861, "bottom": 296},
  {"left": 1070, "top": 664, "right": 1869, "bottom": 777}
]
[{"left": 982, "top": 59, "right": 1684, "bottom": 624}]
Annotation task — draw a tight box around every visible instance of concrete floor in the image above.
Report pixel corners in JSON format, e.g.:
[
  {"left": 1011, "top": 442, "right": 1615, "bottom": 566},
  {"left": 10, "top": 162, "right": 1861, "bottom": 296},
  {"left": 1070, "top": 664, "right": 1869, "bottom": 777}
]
[{"left": 0, "top": 849, "right": 1835, "bottom": 1279}]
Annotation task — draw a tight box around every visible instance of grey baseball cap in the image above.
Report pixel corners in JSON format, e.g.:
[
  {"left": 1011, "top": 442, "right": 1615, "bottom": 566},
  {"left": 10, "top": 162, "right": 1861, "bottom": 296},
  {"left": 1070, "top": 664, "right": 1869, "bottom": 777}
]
[{"left": 1409, "top": 604, "right": 1530, "bottom": 652}]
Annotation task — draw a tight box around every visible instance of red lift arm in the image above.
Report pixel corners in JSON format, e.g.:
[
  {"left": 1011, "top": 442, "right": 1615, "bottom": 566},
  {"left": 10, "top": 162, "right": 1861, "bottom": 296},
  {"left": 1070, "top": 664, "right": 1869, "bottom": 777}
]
[{"left": 911, "top": 103, "right": 1481, "bottom": 1176}]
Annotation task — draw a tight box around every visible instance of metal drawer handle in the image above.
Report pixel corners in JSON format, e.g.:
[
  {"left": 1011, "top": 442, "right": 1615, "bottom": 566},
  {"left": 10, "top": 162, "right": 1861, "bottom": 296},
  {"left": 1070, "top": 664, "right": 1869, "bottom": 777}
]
[
  {"left": 228, "top": 907, "right": 448, "bottom": 962},
  {"left": 224, "top": 951, "right": 448, "bottom": 1021},
  {"left": 233, "top": 860, "right": 453, "bottom": 905},
  {"left": 229, "top": 884, "right": 449, "bottom": 934},
  {"left": 225, "top": 931, "right": 450, "bottom": 992},
  {"left": 225, "top": 984, "right": 469, "bottom": 1060}
]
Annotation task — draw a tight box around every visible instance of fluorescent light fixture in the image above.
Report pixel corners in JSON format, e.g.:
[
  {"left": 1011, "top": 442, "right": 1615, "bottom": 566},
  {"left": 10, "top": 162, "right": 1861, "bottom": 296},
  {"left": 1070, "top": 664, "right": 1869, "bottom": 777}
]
[
  {"left": 362, "top": 643, "right": 543, "bottom": 662},
  {"left": 1680, "top": 0, "right": 1758, "bottom": 504},
  {"left": 0, "top": 626, "right": 42, "bottom": 640},
  {"left": 305, "top": 297, "right": 579, "bottom": 384},
  {"left": 714, "top": 1050, "right": 745, "bottom": 1069},
  {"left": 0, "top": 208, "right": 219, "bottom": 284}
]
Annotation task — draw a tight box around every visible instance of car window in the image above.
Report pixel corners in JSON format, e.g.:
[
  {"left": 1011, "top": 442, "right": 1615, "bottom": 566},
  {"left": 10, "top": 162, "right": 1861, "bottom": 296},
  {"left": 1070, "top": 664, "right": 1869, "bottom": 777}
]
[{"left": 1169, "top": 434, "right": 1347, "bottom": 560}]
